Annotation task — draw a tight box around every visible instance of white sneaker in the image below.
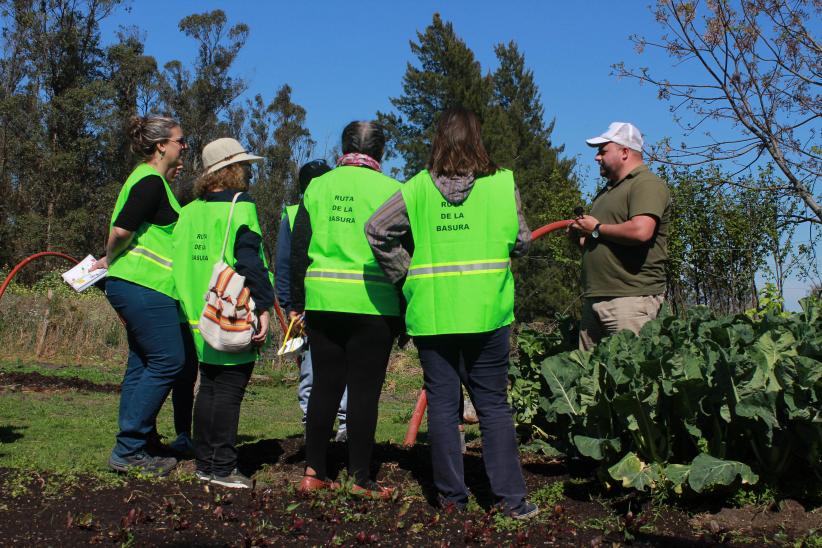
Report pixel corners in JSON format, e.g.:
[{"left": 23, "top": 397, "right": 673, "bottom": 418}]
[{"left": 210, "top": 469, "right": 253, "bottom": 489}]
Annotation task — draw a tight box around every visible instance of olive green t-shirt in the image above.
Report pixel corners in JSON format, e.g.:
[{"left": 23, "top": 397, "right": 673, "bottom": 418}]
[{"left": 582, "top": 164, "right": 670, "bottom": 297}]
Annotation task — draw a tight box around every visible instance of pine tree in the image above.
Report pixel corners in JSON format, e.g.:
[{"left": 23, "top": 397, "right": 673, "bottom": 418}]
[
  {"left": 378, "top": 13, "right": 490, "bottom": 179},
  {"left": 379, "top": 15, "right": 583, "bottom": 320},
  {"left": 486, "top": 42, "right": 583, "bottom": 321}
]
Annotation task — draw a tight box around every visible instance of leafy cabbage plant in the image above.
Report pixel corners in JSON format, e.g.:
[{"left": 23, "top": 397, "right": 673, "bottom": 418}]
[{"left": 513, "top": 297, "right": 821, "bottom": 494}]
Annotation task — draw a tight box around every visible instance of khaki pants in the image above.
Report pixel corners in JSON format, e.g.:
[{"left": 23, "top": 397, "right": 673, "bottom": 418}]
[{"left": 579, "top": 294, "right": 664, "bottom": 352}]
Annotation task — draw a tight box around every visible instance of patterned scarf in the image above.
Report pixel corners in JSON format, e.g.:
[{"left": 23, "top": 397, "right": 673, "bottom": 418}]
[{"left": 337, "top": 152, "right": 381, "bottom": 172}]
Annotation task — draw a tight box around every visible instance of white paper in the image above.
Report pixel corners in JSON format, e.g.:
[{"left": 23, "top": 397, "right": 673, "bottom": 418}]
[
  {"left": 61, "top": 254, "right": 107, "bottom": 292},
  {"left": 277, "top": 336, "right": 306, "bottom": 357}
]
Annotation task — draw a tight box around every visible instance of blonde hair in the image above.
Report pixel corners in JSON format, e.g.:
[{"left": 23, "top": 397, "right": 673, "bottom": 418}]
[{"left": 193, "top": 163, "right": 249, "bottom": 198}]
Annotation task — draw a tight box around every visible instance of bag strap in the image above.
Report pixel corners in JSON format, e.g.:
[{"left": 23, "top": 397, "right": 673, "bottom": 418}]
[{"left": 219, "top": 193, "right": 242, "bottom": 262}]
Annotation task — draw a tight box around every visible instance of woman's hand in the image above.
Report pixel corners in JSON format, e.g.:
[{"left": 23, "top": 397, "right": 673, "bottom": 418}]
[
  {"left": 288, "top": 310, "right": 305, "bottom": 330},
  {"left": 253, "top": 310, "right": 270, "bottom": 344},
  {"left": 90, "top": 256, "right": 108, "bottom": 272}
]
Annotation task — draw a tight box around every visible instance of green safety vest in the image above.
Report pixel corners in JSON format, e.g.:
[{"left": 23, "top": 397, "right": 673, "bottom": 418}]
[
  {"left": 302, "top": 166, "right": 401, "bottom": 316},
  {"left": 108, "top": 163, "right": 181, "bottom": 298},
  {"left": 284, "top": 204, "right": 298, "bottom": 231},
  {"left": 172, "top": 195, "right": 269, "bottom": 365},
  {"left": 402, "top": 169, "right": 519, "bottom": 335}
]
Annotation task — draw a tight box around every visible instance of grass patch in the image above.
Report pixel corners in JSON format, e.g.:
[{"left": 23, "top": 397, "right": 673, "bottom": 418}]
[
  {"left": 0, "top": 358, "right": 424, "bottom": 476},
  {"left": 530, "top": 480, "right": 565, "bottom": 507}
]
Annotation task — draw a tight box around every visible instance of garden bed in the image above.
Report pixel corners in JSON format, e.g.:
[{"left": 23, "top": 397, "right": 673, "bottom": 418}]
[{"left": 1, "top": 436, "right": 819, "bottom": 546}]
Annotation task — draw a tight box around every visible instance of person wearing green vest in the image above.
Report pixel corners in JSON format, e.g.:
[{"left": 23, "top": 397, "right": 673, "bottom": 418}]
[
  {"left": 366, "top": 108, "right": 537, "bottom": 519},
  {"left": 274, "top": 160, "right": 348, "bottom": 440},
  {"left": 92, "top": 116, "right": 189, "bottom": 477},
  {"left": 172, "top": 138, "right": 273, "bottom": 489},
  {"left": 290, "top": 121, "right": 402, "bottom": 499}
]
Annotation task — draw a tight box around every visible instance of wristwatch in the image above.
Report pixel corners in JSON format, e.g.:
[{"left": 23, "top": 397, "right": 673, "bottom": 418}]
[{"left": 591, "top": 223, "right": 602, "bottom": 239}]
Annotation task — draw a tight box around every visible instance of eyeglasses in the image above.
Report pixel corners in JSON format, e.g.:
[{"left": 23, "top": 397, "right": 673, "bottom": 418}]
[{"left": 168, "top": 136, "right": 188, "bottom": 148}]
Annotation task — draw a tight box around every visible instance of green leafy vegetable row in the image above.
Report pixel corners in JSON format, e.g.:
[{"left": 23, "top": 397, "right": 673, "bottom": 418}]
[{"left": 511, "top": 298, "right": 822, "bottom": 494}]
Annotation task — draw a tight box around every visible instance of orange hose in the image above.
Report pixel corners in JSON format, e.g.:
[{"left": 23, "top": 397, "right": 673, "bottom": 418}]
[{"left": 403, "top": 389, "right": 428, "bottom": 448}]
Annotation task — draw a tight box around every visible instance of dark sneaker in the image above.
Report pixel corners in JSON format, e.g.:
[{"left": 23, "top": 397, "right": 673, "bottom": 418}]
[
  {"left": 194, "top": 469, "right": 211, "bottom": 481},
  {"left": 210, "top": 469, "right": 253, "bottom": 489},
  {"left": 509, "top": 501, "right": 539, "bottom": 520},
  {"left": 169, "top": 433, "right": 194, "bottom": 458},
  {"left": 145, "top": 431, "right": 174, "bottom": 457},
  {"left": 108, "top": 451, "right": 177, "bottom": 477}
]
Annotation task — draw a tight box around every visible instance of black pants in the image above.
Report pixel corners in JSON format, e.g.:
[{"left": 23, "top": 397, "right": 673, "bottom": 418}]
[
  {"left": 416, "top": 325, "right": 527, "bottom": 510},
  {"left": 305, "top": 311, "right": 399, "bottom": 484},
  {"left": 194, "top": 361, "right": 254, "bottom": 476}
]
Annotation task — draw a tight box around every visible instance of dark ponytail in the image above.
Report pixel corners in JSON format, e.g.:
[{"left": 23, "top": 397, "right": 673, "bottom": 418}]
[{"left": 341, "top": 121, "right": 385, "bottom": 161}]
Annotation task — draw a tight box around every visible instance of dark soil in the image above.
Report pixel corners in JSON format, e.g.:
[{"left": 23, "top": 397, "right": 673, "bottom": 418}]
[
  {"left": 0, "top": 370, "right": 120, "bottom": 393},
  {"left": 2, "top": 437, "right": 818, "bottom": 546},
  {"left": 1, "top": 371, "right": 819, "bottom": 545}
]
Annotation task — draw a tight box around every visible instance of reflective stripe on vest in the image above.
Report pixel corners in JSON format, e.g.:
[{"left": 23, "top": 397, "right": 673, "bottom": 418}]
[
  {"left": 306, "top": 269, "right": 392, "bottom": 284},
  {"left": 107, "top": 163, "right": 181, "bottom": 298},
  {"left": 407, "top": 260, "right": 510, "bottom": 279},
  {"left": 128, "top": 245, "right": 173, "bottom": 270},
  {"left": 401, "top": 169, "right": 519, "bottom": 336},
  {"left": 302, "top": 166, "right": 401, "bottom": 316}
]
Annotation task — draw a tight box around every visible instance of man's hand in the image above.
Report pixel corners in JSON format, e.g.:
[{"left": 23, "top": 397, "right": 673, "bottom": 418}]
[
  {"left": 571, "top": 215, "right": 600, "bottom": 235},
  {"left": 252, "top": 310, "right": 270, "bottom": 344}
]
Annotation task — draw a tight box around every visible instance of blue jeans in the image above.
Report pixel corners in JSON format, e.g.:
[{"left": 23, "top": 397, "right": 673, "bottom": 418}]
[
  {"left": 416, "top": 325, "right": 527, "bottom": 510},
  {"left": 106, "top": 278, "right": 185, "bottom": 458},
  {"left": 298, "top": 347, "right": 347, "bottom": 430}
]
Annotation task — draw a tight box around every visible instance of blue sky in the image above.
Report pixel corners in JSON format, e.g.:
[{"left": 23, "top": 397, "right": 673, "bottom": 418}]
[
  {"left": 101, "top": 1, "right": 679, "bottom": 187},
  {"left": 100, "top": 1, "right": 818, "bottom": 308}
]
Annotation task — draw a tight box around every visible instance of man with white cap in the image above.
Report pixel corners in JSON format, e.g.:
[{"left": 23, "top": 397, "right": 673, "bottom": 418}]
[{"left": 570, "top": 122, "right": 671, "bottom": 351}]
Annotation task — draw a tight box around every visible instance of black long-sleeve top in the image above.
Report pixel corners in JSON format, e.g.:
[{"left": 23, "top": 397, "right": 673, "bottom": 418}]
[{"left": 289, "top": 202, "right": 312, "bottom": 313}]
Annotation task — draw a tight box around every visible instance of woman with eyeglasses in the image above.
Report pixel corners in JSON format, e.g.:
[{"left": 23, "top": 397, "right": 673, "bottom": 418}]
[{"left": 92, "top": 115, "right": 190, "bottom": 477}]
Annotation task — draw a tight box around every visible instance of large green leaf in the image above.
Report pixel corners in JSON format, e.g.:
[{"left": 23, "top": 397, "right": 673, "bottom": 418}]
[
  {"left": 573, "top": 435, "right": 620, "bottom": 461},
  {"left": 607, "top": 452, "right": 658, "bottom": 491},
  {"left": 749, "top": 331, "right": 796, "bottom": 392},
  {"left": 688, "top": 454, "right": 759, "bottom": 493},
  {"left": 540, "top": 351, "right": 587, "bottom": 416},
  {"left": 664, "top": 463, "right": 691, "bottom": 492}
]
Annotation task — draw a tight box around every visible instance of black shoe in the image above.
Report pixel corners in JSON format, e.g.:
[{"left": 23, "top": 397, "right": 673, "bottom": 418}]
[
  {"left": 108, "top": 451, "right": 177, "bottom": 477},
  {"left": 210, "top": 469, "right": 253, "bottom": 489}
]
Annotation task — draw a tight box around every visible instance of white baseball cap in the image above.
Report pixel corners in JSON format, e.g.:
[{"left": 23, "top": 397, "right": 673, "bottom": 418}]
[
  {"left": 202, "top": 138, "right": 263, "bottom": 174},
  {"left": 586, "top": 122, "right": 644, "bottom": 152}
]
